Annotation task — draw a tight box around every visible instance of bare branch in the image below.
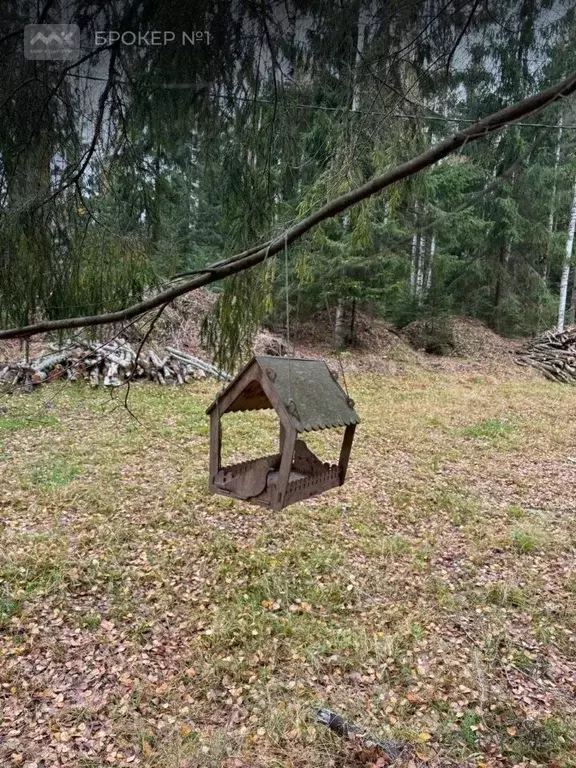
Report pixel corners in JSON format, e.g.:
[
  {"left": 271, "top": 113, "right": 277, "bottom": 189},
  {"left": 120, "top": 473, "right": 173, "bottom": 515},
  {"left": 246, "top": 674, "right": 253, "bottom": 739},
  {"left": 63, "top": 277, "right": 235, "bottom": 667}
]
[
  {"left": 445, "top": 0, "right": 481, "bottom": 76},
  {"left": 2, "top": 70, "right": 576, "bottom": 341}
]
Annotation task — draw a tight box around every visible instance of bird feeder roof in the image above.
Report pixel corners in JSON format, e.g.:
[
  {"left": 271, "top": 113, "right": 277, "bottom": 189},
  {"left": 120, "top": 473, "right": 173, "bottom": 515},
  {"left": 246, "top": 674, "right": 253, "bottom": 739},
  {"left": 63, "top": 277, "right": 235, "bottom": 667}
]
[{"left": 206, "top": 356, "right": 360, "bottom": 433}]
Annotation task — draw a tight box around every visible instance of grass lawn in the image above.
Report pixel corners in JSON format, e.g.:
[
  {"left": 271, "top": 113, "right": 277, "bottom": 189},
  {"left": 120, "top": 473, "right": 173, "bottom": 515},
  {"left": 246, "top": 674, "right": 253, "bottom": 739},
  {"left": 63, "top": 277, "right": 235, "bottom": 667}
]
[{"left": 1, "top": 369, "right": 576, "bottom": 767}]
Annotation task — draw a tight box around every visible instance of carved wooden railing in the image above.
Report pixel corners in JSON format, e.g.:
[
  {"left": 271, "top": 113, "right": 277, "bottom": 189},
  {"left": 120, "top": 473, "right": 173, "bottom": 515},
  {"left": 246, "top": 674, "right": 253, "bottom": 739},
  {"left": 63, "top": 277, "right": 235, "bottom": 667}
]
[{"left": 284, "top": 464, "right": 340, "bottom": 506}]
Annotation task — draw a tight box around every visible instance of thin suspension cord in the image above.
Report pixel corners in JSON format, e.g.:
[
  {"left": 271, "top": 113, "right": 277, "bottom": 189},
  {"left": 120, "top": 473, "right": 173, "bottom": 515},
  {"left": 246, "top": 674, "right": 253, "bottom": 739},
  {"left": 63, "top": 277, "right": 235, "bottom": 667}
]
[
  {"left": 284, "top": 232, "right": 293, "bottom": 406},
  {"left": 284, "top": 232, "right": 290, "bottom": 350}
]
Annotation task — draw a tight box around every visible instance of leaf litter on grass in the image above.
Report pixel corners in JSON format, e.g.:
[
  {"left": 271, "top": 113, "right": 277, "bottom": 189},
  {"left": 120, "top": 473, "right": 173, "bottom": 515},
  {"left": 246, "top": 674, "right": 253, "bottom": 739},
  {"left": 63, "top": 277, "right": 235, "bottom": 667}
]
[{"left": 0, "top": 372, "right": 575, "bottom": 767}]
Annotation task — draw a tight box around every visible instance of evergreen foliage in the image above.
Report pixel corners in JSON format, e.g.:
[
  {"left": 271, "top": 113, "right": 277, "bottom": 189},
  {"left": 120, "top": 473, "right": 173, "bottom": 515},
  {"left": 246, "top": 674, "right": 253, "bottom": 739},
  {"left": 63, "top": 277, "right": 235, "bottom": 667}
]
[{"left": 1, "top": 0, "right": 576, "bottom": 368}]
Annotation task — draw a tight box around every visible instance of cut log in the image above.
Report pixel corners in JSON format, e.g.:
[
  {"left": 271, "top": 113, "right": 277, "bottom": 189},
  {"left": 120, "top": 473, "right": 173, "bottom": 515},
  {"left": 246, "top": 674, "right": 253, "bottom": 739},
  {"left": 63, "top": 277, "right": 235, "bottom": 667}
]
[
  {"left": 166, "top": 347, "right": 231, "bottom": 381},
  {"left": 0, "top": 339, "right": 230, "bottom": 392},
  {"left": 516, "top": 326, "right": 576, "bottom": 383}
]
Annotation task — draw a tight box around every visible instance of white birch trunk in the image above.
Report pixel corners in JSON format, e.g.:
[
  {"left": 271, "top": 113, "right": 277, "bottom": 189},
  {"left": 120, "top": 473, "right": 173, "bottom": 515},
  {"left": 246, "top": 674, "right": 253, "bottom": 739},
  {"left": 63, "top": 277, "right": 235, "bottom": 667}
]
[
  {"left": 545, "top": 116, "right": 563, "bottom": 280},
  {"left": 352, "top": 6, "right": 368, "bottom": 112},
  {"left": 558, "top": 179, "right": 576, "bottom": 332},
  {"left": 571, "top": 265, "right": 576, "bottom": 323},
  {"left": 410, "top": 233, "right": 418, "bottom": 294},
  {"left": 416, "top": 235, "right": 425, "bottom": 300},
  {"left": 410, "top": 201, "right": 419, "bottom": 295},
  {"left": 548, "top": 119, "right": 563, "bottom": 237},
  {"left": 425, "top": 234, "right": 436, "bottom": 294}
]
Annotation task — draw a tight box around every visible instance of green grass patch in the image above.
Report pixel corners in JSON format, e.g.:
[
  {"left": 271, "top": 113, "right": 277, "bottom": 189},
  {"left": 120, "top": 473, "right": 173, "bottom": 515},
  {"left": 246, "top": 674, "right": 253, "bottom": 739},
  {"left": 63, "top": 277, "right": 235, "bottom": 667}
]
[
  {"left": 486, "top": 582, "right": 525, "bottom": 607},
  {"left": 511, "top": 529, "right": 539, "bottom": 554},
  {"left": 27, "top": 458, "right": 81, "bottom": 489},
  {"left": 78, "top": 612, "right": 102, "bottom": 629},
  {"left": 0, "top": 589, "right": 21, "bottom": 627},
  {"left": 499, "top": 716, "right": 573, "bottom": 763},
  {"left": 437, "top": 490, "right": 481, "bottom": 525},
  {"left": 506, "top": 504, "right": 528, "bottom": 520},
  {"left": 0, "top": 413, "right": 59, "bottom": 432},
  {"left": 457, "top": 710, "right": 481, "bottom": 750},
  {"left": 460, "top": 418, "right": 518, "bottom": 440}
]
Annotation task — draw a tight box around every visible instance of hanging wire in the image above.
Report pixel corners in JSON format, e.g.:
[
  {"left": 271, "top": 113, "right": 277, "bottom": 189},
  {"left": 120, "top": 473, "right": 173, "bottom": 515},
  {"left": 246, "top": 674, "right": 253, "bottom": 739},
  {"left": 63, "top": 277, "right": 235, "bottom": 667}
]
[
  {"left": 284, "top": 232, "right": 294, "bottom": 409},
  {"left": 284, "top": 233, "right": 290, "bottom": 350},
  {"left": 293, "top": 273, "right": 301, "bottom": 360}
]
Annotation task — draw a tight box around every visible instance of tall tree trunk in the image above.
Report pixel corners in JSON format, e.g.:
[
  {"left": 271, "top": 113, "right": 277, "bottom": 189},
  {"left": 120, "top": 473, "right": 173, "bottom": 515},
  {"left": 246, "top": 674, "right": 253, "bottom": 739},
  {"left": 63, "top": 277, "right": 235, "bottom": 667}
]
[
  {"left": 151, "top": 149, "right": 162, "bottom": 247},
  {"left": 334, "top": 299, "right": 346, "bottom": 348},
  {"left": 349, "top": 298, "right": 357, "bottom": 343},
  {"left": 547, "top": 121, "right": 563, "bottom": 239},
  {"left": 535, "top": 120, "right": 563, "bottom": 333},
  {"left": 410, "top": 200, "right": 419, "bottom": 295},
  {"left": 494, "top": 242, "right": 511, "bottom": 330},
  {"left": 410, "top": 232, "right": 418, "bottom": 294},
  {"left": 351, "top": 5, "right": 368, "bottom": 112},
  {"left": 544, "top": 115, "right": 563, "bottom": 280},
  {"left": 416, "top": 234, "right": 425, "bottom": 301},
  {"left": 425, "top": 234, "right": 436, "bottom": 294},
  {"left": 335, "top": 211, "right": 352, "bottom": 348},
  {"left": 570, "top": 265, "right": 576, "bottom": 324},
  {"left": 558, "top": 179, "right": 576, "bottom": 332}
]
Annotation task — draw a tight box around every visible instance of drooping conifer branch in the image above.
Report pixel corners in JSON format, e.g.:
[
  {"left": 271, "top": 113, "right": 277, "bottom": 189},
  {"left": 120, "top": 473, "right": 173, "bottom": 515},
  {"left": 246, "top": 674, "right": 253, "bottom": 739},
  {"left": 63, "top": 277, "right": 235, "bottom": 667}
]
[{"left": 1, "top": 69, "right": 576, "bottom": 341}]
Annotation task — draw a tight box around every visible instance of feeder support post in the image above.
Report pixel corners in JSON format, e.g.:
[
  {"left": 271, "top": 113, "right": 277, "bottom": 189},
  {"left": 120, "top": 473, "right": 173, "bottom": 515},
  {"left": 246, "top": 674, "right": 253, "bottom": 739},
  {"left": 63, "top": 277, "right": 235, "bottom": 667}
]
[
  {"left": 338, "top": 425, "right": 356, "bottom": 485},
  {"left": 275, "top": 425, "right": 297, "bottom": 509},
  {"left": 209, "top": 408, "right": 222, "bottom": 486}
]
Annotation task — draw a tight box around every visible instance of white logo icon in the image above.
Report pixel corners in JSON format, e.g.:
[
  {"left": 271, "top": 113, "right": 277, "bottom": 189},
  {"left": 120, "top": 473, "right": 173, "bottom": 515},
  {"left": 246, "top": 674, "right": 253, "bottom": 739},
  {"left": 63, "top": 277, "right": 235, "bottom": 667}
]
[{"left": 24, "top": 24, "right": 80, "bottom": 60}]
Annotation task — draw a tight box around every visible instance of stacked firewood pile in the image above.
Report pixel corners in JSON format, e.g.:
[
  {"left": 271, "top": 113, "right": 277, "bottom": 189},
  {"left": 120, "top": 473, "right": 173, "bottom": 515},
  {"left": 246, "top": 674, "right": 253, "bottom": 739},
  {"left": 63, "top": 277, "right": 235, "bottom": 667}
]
[
  {"left": 515, "top": 327, "right": 576, "bottom": 383},
  {"left": 0, "top": 339, "right": 230, "bottom": 392}
]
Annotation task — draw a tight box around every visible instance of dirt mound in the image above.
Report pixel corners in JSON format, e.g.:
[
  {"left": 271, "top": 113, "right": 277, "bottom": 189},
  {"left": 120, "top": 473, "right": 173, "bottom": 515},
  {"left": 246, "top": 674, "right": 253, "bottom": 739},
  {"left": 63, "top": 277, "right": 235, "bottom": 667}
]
[
  {"left": 0, "top": 290, "right": 219, "bottom": 366},
  {"left": 450, "top": 317, "right": 521, "bottom": 358},
  {"left": 293, "top": 310, "right": 415, "bottom": 360},
  {"left": 403, "top": 316, "right": 519, "bottom": 360},
  {"left": 0, "top": 339, "right": 47, "bottom": 364},
  {"left": 1, "top": 301, "right": 524, "bottom": 381},
  {"left": 159, "top": 289, "right": 216, "bottom": 353},
  {"left": 253, "top": 330, "right": 290, "bottom": 357}
]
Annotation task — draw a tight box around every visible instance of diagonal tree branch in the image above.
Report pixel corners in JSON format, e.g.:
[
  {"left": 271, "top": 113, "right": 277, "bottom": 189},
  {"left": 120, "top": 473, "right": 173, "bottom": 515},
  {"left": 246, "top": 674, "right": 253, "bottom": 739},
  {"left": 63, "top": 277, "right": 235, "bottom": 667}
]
[
  {"left": 2, "top": 70, "right": 576, "bottom": 341},
  {"left": 445, "top": 0, "right": 481, "bottom": 76}
]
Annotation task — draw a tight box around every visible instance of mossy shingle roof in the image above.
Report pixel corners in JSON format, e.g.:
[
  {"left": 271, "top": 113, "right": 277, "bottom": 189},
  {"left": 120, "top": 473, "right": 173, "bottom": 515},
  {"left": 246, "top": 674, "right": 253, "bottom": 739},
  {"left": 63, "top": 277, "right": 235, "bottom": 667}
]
[{"left": 206, "top": 356, "right": 360, "bottom": 433}]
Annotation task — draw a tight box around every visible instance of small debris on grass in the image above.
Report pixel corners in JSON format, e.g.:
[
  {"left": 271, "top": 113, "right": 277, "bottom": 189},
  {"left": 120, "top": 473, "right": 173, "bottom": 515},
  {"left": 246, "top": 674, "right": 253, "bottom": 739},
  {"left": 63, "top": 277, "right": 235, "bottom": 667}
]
[{"left": 315, "top": 708, "right": 405, "bottom": 761}]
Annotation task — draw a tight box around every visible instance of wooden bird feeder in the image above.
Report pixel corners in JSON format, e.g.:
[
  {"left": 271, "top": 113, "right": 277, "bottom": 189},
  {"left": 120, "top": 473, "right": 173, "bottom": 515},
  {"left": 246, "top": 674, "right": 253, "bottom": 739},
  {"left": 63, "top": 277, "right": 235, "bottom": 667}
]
[{"left": 206, "top": 356, "right": 360, "bottom": 510}]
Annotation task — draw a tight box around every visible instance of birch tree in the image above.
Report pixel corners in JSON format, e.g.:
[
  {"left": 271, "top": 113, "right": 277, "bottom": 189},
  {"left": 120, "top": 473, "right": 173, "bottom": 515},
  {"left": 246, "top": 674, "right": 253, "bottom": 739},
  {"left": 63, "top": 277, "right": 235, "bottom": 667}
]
[{"left": 558, "top": 179, "right": 576, "bottom": 332}]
